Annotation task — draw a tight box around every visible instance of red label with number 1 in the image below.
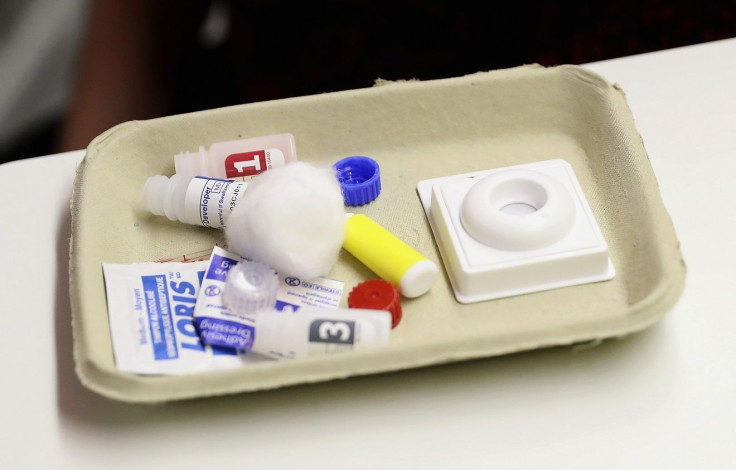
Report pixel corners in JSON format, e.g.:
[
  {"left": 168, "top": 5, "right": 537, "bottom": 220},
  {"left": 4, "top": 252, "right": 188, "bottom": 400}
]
[{"left": 225, "top": 150, "right": 268, "bottom": 178}]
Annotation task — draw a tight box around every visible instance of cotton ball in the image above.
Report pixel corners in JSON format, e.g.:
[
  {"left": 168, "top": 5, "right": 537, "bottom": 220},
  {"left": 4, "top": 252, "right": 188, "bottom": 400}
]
[{"left": 225, "top": 161, "right": 346, "bottom": 279}]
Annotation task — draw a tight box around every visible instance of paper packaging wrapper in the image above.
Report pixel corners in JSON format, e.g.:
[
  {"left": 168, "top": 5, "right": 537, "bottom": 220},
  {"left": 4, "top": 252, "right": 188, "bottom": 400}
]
[{"left": 69, "top": 64, "right": 686, "bottom": 403}]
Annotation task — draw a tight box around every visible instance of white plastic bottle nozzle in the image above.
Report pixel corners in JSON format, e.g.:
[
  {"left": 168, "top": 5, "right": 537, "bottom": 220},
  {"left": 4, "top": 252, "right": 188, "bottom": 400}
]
[
  {"left": 251, "top": 306, "right": 392, "bottom": 360},
  {"left": 142, "top": 175, "right": 247, "bottom": 228},
  {"left": 222, "top": 260, "right": 280, "bottom": 315},
  {"left": 174, "top": 133, "right": 298, "bottom": 180}
]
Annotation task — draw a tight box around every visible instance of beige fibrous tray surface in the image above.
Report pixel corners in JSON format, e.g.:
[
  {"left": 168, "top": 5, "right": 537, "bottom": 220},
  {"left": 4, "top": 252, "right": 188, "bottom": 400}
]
[{"left": 69, "top": 64, "right": 686, "bottom": 403}]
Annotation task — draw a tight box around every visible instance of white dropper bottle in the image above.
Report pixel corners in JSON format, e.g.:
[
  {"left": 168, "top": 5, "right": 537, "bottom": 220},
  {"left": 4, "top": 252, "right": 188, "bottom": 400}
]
[
  {"left": 174, "top": 133, "right": 298, "bottom": 181},
  {"left": 142, "top": 174, "right": 247, "bottom": 228}
]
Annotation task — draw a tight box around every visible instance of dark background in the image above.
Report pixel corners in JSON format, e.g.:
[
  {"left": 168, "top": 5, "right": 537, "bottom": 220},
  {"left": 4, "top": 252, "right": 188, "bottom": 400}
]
[{"left": 3, "top": 0, "right": 736, "bottom": 163}]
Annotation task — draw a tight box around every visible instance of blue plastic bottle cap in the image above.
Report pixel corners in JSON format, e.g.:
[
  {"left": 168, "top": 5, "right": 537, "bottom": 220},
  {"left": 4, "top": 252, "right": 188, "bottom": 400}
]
[{"left": 333, "top": 156, "right": 381, "bottom": 206}]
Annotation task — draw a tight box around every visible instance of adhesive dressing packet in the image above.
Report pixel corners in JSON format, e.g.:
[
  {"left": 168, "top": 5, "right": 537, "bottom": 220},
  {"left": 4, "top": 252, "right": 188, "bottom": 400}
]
[
  {"left": 102, "top": 260, "right": 270, "bottom": 375},
  {"left": 194, "top": 245, "right": 345, "bottom": 350}
]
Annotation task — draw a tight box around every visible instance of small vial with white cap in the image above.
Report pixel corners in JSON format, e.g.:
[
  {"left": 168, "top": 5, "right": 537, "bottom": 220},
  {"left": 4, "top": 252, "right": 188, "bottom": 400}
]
[
  {"left": 250, "top": 306, "right": 392, "bottom": 360},
  {"left": 342, "top": 213, "right": 439, "bottom": 298}
]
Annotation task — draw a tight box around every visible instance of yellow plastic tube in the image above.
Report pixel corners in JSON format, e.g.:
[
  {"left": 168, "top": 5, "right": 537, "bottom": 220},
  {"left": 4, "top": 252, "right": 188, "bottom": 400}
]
[{"left": 343, "top": 213, "right": 438, "bottom": 298}]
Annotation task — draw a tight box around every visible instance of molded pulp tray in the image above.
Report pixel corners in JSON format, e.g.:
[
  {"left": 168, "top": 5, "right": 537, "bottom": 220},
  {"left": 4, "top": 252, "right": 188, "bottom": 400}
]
[{"left": 69, "top": 64, "right": 686, "bottom": 403}]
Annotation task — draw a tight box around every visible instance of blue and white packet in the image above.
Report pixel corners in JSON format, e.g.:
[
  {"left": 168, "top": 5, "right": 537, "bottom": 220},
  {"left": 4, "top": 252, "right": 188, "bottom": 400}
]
[
  {"left": 193, "top": 246, "right": 345, "bottom": 350},
  {"left": 102, "top": 260, "right": 270, "bottom": 375}
]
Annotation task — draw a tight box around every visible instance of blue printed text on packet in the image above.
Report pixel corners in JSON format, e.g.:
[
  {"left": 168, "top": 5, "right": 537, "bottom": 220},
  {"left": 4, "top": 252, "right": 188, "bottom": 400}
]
[{"left": 102, "top": 260, "right": 270, "bottom": 375}]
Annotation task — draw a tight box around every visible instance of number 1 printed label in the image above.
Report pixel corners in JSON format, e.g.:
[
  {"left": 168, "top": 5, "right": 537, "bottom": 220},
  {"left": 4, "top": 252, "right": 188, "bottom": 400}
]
[
  {"left": 224, "top": 148, "right": 285, "bottom": 178},
  {"left": 225, "top": 150, "right": 266, "bottom": 178}
]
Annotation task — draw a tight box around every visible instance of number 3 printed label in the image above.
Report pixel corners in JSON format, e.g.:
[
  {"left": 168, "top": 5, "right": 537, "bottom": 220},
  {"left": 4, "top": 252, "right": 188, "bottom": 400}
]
[{"left": 309, "top": 319, "right": 355, "bottom": 345}]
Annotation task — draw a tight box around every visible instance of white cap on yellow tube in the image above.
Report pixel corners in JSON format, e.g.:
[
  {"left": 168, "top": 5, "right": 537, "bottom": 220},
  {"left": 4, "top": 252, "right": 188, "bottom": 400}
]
[{"left": 343, "top": 213, "right": 438, "bottom": 298}]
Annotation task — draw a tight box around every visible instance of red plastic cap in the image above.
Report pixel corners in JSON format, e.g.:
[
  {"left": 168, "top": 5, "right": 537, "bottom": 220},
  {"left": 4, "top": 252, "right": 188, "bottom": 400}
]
[{"left": 348, "top": 279, "right": 402, "bottom": 328}]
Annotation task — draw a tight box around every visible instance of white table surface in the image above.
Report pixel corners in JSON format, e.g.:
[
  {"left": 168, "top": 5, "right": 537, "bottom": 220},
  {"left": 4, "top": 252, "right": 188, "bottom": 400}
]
[{"left": 1, "top": 38, "right": 735, "bottom": 469}]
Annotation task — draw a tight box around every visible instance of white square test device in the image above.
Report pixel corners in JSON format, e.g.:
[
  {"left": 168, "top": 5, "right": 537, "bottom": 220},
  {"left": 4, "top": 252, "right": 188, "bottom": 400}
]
[{"left": 416, "top": 159, "right": 615, "bottom": 304}]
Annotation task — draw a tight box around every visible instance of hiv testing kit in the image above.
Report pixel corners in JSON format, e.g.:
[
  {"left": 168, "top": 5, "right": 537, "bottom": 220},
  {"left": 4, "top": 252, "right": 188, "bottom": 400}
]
[{"left": 69, "top": 64, "right": 685, "bottom": 403}]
